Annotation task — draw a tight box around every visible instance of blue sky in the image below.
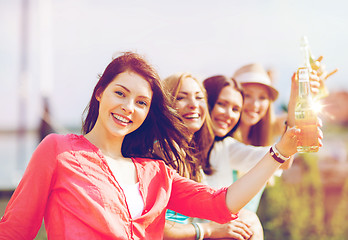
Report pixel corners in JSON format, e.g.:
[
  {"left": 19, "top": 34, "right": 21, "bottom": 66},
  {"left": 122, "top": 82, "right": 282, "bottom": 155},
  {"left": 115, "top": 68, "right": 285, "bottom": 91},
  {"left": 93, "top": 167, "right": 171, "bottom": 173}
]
[{"left": 1, "top": 0, "right": 347, "bottom": 130}]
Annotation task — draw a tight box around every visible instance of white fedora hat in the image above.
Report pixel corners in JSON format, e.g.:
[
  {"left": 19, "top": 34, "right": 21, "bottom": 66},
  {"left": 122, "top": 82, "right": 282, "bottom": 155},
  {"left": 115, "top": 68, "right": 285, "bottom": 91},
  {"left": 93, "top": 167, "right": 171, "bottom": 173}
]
[{"left": 233, "top": 63, "right": 279, "bottom": 100}]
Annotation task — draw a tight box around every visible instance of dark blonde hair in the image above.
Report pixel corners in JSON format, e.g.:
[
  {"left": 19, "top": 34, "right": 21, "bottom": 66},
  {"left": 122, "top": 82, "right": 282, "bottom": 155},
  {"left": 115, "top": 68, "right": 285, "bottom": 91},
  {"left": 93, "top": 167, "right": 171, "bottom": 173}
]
[
  {"left": 231, "top": 82, "right": 276, "bottom": 147},
  {"left": 232, "top": 63, "right": 278, "bottom": 146},
  {"left": 240, "top": 102, "right": 276, "bottom": 146},
  {"left": 163, "top": 72, "right": 214, "bottom": 182},
  {"left": 83, "top": 52, "right": 192, "bottom": 174}
]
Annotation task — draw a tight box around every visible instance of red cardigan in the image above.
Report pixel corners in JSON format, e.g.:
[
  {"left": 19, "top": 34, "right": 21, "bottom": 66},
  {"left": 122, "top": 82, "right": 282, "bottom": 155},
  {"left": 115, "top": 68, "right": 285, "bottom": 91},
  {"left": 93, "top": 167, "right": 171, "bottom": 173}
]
[{"left": 0, "top": 134, "right": 236, "bottom": 239}]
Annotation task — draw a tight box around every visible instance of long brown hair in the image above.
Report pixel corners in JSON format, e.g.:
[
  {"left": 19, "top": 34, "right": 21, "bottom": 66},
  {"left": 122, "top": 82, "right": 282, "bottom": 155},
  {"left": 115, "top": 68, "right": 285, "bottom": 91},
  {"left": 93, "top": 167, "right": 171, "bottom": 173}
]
[
  {"left": 203, "top": 75, "right": 244, "bottom": 174},
  {"left": 162, "top": 72, "right": 214, "bottom": 182},
  {"left": 203, "top": 75, "right": 244, "bottom": 139},
  {"left": 82, "top": 52, "right": 192, "bottom": 174}
]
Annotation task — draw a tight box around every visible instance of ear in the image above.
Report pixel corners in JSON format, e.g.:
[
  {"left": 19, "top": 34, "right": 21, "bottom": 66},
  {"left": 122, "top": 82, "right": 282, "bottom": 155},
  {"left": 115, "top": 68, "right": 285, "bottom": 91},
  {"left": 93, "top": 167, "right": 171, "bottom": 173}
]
[{"left": 95, "top": 88, "right": 102, "bottom": 102}]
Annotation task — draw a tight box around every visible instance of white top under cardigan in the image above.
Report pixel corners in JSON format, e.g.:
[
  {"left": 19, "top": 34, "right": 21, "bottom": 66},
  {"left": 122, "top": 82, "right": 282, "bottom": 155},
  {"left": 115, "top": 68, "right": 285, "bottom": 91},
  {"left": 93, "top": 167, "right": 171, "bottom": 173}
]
[
  {"left": 104, "top": 156, "right": 145, "bottom": 219},
  {"left": 203, "top": 136, "right": 282, "bottom": 189}
]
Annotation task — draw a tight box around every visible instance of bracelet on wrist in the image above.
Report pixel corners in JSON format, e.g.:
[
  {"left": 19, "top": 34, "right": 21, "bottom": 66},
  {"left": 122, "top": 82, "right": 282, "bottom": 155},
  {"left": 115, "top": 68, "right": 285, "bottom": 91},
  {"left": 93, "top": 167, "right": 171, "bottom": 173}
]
[
  {"left": 192, "top": 222, "right": 204, "bottom": 240},
  {"left": 270, "top": 144, "right": 291, "bottom": 164},
  {"left": 196, "top": 223, "right": 204, "bottom": 240}
]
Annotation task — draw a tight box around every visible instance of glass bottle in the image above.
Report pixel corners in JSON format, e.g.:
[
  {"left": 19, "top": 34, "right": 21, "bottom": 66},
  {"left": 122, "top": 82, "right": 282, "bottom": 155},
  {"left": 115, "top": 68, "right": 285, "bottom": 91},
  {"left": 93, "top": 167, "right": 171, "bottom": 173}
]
[{"left": 295, "top": 37, "right": 319, "bottom": 152}]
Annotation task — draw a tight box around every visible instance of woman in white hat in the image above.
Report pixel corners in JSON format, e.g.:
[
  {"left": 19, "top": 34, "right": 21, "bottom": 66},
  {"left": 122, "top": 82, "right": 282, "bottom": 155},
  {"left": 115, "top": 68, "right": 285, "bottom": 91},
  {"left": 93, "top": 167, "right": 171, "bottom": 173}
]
[
  {"left": 230, "top": 63, "right": 324, "bottom": 214},
  {"left": 232, "top": 63, "right": 282, "bottom": 147}
]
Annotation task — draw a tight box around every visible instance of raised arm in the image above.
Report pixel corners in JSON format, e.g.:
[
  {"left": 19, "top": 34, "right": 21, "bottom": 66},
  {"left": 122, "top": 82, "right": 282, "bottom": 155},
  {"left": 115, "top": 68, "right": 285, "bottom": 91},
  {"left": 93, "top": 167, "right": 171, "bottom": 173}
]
[{"left": 225, "top": 125, "right": 322, "bottom": 213}]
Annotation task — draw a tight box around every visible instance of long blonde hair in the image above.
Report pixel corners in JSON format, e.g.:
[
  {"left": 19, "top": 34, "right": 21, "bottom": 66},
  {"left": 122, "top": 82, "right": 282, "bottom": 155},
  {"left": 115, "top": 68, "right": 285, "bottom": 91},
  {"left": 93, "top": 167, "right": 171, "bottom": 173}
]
[{"left": 162, "top": 72, "right": 215, "bottom": 182}]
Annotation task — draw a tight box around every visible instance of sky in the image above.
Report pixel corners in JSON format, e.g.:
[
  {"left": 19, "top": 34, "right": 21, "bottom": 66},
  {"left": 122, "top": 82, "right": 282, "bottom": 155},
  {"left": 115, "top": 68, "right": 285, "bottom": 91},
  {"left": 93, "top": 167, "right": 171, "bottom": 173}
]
[{"left": 1, "top": 0, "right": 347, "bottom": 131}]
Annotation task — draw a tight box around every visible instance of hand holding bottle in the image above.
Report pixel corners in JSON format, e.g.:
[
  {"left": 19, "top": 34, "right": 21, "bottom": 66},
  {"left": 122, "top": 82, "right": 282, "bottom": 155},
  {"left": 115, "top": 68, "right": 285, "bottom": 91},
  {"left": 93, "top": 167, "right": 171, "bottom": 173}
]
[{"left": 286, "top": 71, "right": 320, "bottom": 129}]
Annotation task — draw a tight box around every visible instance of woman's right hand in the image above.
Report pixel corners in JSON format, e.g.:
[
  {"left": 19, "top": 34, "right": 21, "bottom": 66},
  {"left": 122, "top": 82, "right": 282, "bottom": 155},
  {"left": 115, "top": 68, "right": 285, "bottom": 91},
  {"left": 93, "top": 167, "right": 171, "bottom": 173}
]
[
  {"left": 275, "top": 127, "right": 300, "bottom": 158},
  {"left": 276, "top": 119, "right": 323, "bottom": 158},
  {"left": 202, "top": 219, "right": 253, "bottom": 240}
]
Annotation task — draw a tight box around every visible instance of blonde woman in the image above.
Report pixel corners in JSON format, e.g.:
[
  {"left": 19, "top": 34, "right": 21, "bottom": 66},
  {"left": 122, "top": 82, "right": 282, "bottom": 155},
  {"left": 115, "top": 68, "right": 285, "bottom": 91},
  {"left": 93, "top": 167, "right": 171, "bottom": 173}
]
[{"left": 163, "top": 73, "right": 262, "bottom": 240}]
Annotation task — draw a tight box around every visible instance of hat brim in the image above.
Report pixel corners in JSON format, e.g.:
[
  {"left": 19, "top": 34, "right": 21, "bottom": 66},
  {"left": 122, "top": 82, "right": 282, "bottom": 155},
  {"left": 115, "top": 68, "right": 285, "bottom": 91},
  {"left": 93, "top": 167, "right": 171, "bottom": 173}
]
[{"left": 241, "top": 82, "right": 279, "bottom": 101}]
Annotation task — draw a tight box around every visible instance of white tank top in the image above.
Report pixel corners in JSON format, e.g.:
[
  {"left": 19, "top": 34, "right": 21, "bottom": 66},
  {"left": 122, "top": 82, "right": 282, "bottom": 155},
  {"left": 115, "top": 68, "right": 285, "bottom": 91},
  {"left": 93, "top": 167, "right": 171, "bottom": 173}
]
[
  {"left": 105, "top": 157, "right": 145, "bottom": 219},
  {"left": 119, "top": 182, "right": 144, "bottom": 219}
]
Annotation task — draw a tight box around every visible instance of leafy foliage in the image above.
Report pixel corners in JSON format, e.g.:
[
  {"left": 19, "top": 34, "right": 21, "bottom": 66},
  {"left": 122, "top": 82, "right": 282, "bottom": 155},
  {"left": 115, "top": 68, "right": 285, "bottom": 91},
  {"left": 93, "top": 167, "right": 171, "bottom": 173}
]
[{"left": 258, "top": 154, "right": 331, "bottom": 240}]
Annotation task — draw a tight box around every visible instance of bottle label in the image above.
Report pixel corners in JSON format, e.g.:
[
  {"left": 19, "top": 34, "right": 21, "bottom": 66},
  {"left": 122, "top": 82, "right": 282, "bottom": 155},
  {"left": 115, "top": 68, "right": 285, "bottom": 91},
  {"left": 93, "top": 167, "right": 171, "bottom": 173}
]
[{"left": 298, "top": 68, "right": 309, "bottom": 82}]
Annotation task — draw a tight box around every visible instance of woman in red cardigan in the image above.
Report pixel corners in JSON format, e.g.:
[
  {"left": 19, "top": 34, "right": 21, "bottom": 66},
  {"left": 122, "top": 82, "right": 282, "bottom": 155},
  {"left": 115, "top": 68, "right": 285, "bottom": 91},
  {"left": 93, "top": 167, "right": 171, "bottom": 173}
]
[{"left": 0, "top": 52, "right": 322, "bottom": 240}]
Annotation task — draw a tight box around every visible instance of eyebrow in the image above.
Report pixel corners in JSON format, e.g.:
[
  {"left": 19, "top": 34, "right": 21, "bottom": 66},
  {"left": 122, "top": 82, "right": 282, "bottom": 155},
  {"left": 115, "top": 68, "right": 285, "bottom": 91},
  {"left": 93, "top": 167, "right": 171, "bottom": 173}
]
[
  {"left": 114, "top": 84, "right": 130, "bottom": 93},
  {"left": 114, "top": 83, "right": 152, "bottom": 101},
  {"left": 178, "top": 91, "right": 204, "bottom": 95}
]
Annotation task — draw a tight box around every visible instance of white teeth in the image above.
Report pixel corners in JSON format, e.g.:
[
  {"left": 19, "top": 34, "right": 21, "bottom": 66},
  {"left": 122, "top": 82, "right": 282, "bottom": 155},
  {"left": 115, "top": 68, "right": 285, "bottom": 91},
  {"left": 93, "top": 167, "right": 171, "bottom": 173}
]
[
  {"left": 185, "top": 113, "right": 199, "bottom": 119},
  {"left": 247, "top": 112, "right": 258, "bottom": 118},
  {"left": 216, "top": 120, "right": 229, "bottom": 128},
  {"left": 112, "top": 114, "right": 130, "bottom": 123}
]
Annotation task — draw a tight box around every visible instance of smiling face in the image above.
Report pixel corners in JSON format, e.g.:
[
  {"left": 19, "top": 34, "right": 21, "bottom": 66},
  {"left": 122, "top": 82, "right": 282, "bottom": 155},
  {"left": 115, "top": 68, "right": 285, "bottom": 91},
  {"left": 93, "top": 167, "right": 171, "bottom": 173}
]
[
  {"left": 95, "top": 71, "right": 153, "bottom": 139},
  {"left": 174, "top": 77, "right": 207, "bottom": 136},
  {"left": 240, "top": 83, "right": 270, "bottom": 127},
  {"left": 210, "top": 85, "right": 243, "bottom": 137}
]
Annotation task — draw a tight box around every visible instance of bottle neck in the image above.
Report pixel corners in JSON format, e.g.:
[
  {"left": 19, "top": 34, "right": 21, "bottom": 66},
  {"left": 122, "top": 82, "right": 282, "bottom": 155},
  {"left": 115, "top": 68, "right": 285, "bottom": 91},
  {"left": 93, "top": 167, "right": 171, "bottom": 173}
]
[
  {"left": 300, "top": 36, "right": 311, "bottom": 69},
  {"left": 303, "top": 47, "right": 311, "bottom": 69}
]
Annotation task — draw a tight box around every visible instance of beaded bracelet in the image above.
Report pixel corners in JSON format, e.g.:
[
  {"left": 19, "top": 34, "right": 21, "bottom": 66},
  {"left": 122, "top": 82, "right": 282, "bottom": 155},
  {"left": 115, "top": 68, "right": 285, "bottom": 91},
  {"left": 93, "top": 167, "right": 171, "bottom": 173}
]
[{"left": 269, "top": 144, "right": 291, "bottom": 164}]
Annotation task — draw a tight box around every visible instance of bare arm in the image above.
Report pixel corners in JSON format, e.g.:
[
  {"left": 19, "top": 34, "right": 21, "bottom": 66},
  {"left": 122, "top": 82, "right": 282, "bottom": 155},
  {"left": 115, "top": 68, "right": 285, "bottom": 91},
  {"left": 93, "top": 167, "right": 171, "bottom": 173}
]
[
  {"left": 226, "top": 127, "right": 305, "bottom": 213},
  {"left": 164, "top": 218, "right": 253, "bottom": 240},
  {"left": 164, "top": 220, "right": 196, "bottom": 240}
]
